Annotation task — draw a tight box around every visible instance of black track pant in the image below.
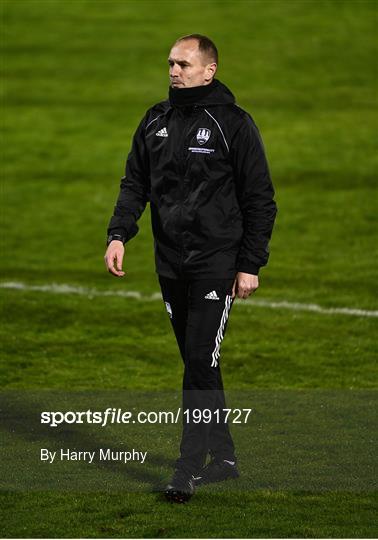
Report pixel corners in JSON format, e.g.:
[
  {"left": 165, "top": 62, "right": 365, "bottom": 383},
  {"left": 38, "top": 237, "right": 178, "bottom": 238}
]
[{"left": 159, "top": 275, "right": 237, "bottom": 475}]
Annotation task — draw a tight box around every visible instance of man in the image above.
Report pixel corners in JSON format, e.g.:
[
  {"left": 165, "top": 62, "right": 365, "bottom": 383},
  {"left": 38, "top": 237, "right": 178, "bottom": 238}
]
[{"left": 104, "top": 34, "right": 277, "bottom": 503}]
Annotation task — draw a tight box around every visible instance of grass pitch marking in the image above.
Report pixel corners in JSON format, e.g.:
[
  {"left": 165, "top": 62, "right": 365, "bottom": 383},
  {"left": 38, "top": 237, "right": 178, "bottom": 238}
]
[{"left": 1, "top": 281, "right": 377, "bottom": 318}]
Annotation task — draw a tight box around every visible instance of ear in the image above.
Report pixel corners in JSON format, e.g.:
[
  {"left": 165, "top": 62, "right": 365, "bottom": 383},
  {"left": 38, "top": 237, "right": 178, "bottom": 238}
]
[{"left": 205, "top": 62, "right": 217, "bottom": 82}]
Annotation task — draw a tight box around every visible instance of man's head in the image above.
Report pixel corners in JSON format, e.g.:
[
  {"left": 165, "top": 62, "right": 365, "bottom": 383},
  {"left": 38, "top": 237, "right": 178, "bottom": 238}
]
[{"left": 168, "top": 34, "right": 218, "bottom": 88}]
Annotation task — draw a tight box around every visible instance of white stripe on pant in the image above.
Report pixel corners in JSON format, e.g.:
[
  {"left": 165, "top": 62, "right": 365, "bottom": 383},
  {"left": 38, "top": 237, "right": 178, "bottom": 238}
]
[{"left": 211, "top": 294, "right": 233, "bottom": 367}]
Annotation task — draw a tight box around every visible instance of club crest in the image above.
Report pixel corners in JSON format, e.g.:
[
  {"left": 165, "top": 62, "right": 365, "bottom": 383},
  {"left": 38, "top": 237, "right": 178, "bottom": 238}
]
[{"left": 196, "top": 128, "right": 211, "bottom": 145}]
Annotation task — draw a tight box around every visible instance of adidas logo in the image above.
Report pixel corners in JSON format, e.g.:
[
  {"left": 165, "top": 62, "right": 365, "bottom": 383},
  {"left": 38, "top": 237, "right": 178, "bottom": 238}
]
[
  {"left": 156, "top": 127, "right": 168, "bottom": 137},
  {"left": 205, "top": 290, "right": 219, "bottom": 300}
]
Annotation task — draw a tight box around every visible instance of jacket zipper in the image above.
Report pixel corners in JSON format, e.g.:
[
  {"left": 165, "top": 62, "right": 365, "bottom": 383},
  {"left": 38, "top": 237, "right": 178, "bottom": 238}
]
[{"left": 177, "top": 108, "right": 193, "bottom": 273}]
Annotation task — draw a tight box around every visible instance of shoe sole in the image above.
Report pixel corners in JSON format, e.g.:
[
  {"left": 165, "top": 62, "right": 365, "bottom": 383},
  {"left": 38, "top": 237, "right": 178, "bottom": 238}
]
[{"left": 164, "top": 489, "right": 192, "bottom": 503}]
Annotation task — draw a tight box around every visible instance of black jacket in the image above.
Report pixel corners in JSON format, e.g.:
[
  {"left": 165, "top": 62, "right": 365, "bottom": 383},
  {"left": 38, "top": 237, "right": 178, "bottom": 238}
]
[{"left": 107, "top": 79, "right": 277, "bottom": 278}]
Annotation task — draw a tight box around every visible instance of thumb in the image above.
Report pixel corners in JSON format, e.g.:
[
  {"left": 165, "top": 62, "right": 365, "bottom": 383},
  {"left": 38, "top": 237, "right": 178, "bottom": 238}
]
[
  {"left": 115, "top": 251, "right": 125, "bottom": 275},
  {"left": 231, "top": 277, "right": 237, "bottom": 299}
]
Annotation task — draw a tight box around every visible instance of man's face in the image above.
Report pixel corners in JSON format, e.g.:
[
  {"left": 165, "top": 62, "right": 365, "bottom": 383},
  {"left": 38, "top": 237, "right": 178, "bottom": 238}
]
[{"left": 168, "top": 39, "right": 216, "bottom": 88}]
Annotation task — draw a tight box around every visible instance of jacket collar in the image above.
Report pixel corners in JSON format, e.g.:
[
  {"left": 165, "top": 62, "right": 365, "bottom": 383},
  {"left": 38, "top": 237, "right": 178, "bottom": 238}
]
[{"left": 168, "top": 78, "right": 235, "bottom": 108}]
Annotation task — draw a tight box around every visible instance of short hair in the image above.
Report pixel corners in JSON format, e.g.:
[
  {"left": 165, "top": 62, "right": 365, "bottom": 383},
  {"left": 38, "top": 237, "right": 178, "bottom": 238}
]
[{"left": 174, "top": 34, "right": 218, "bottom": 65}]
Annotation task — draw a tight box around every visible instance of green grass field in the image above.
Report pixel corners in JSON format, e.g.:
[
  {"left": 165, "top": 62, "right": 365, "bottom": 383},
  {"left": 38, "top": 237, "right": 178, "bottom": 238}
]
[{"left": 1, "top": 0, "right": 377, "bottom": 537}]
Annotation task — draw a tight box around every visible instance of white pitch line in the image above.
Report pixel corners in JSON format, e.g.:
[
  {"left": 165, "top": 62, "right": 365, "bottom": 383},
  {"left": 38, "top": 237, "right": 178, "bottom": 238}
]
[{"left": 0, "top": 281, "right": 377, "bottom": 318}]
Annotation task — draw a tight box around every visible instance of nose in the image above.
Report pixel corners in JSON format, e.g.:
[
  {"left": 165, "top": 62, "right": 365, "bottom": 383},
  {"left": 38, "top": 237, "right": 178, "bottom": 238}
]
[{"left": 170, "top": 63, "right": 180, "bottom": 78}]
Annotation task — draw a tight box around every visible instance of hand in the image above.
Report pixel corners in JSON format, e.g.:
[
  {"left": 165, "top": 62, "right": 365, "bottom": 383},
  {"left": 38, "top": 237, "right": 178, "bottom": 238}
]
[
  {"left": 232, "top": 272, "right": 259, "bottom": 299},
  {"left": 104, "top": 240, "right": 125, "bottom": 277}
]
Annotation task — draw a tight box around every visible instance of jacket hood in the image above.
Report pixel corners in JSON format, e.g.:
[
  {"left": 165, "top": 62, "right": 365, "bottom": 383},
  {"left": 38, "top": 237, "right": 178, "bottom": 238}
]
[{"left": 168, "top": 78, "right": 235, "bottom": 108}]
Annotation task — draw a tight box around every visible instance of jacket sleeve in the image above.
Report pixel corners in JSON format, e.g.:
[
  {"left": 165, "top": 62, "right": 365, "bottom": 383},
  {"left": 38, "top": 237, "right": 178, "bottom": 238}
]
[
  {"left": 230, "top": 113, "right": 277, "bottom": 275},
  {"left": 107, "top": 113, "right": 150, "bottom": 243}
]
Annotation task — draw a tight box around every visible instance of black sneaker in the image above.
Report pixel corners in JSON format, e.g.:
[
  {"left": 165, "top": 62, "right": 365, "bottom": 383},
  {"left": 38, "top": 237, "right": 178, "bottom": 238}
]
[
  {"left": 193, "top": 458, "right": 240, "bottom": 486},
  {"left": 164, "top": 469, "right": 195, "bottom": 503}
]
